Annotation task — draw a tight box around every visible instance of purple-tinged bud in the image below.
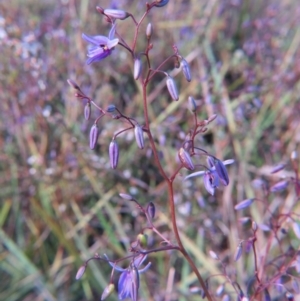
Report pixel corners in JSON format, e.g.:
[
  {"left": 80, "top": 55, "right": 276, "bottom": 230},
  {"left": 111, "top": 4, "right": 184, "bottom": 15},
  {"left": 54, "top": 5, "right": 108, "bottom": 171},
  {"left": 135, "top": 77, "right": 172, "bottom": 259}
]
[
  {"left": 67, "top": 78, "right": 80, "bottom": 90},
  {"left": 214, "top": 159, "right": 230, "bottom": 186},
  {"left": 234, "top": 198, "right": 255, "bottom": 210},
  {"left": 207, "top": 156, "right": 215, "bottom": 169},
  {"left": 147, "top": 202, "right": 156, "bottom": 219},
  {"left": 104, "top": 9, "right": 129, "bottom": 20},
  {"left": 106, "top": 104, "right": 116, "bottom": 113},
  {"left": 270, "top": 163, "right": 286, "bottom": 174},
  {"left": 134, "top": 125, "right": 144, "bottom": 149},
  {"left": 133, "top": 58, "right": 142, "bottom": 80},
  {"left": 181, "top": 58, "right": 191, "bottom": 82},
  {"left": 178, "top": 147, "right": 194, "bottom": 170},
  {"left": 153, "top": 0, "right": 169, "bottom": 7},
  {"left": 207, "top": 114, "right": 218, "bottom": 123},
  {"left": 188, "top": 96, "right": 197, "bottom": 112},
  {"left": 89, "top": 124, "right": 99, "bottom": 150},
  {"left": 166, "top": 76, "right": 179, "bottom": 101},
  {"left": 234, "top": 242, "right": 243, "bottom": 262},
  {"left": 270, "top": 180, "right": 289, "bottom": 192},
  {"left": 119, "top": 193, "right": 133, "bottom": 200},
  {"left": 109, "top": 140, "right": 119, "bottom": 169},
  {"left": 252, "top": 221, "right": 257, "bottom": 231},
  {"left": 101, "top": 283, "right": 115, "bottom": 300},
  {"left": 216, "top": 284, "right": 224, "bottom": 296},
  {"left": 146, "top": 23, "right": 152, "bottom": 39},
  {"left": 75, "top": 265, "right": 86, "bottom": 280},
  {"left": 209, "top": 250, "right": 219, "bottom": 260},
  {"left": 258, "top": 224, "right": 271, "bottom": 232},
  {"left": 84, "top": 103, "right": 91, "bottom": 120}
]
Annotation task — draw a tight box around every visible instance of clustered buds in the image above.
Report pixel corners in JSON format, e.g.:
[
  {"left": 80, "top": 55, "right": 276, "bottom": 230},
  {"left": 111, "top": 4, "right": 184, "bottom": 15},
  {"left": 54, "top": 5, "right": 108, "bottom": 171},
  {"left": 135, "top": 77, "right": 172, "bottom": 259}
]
[{"left": 109, "top": 139, "right": 119, "bottom": 169}]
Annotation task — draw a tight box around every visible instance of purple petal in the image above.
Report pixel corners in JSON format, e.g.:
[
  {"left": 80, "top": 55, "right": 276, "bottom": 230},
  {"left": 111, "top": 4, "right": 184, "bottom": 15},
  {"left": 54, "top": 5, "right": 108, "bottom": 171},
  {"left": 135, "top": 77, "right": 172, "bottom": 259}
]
[
  {"left": 82, "top": 33, "right": 108, "bottom": 45},
  {"left": 107, "top": 38, "right": 119, "bottom": 49},
  {"left": 108, "top": 23, "right": 117, "bottom": 40},
  {"left": 118, "top": 271, "right": 132, "bottom": 300}
]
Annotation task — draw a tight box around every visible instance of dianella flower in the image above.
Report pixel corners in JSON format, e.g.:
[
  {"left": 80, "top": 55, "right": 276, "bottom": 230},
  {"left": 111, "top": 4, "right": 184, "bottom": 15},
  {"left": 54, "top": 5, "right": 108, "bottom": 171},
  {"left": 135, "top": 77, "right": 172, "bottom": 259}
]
[{"left": 82, "top": 24, "right": 119, "bottom": 65}]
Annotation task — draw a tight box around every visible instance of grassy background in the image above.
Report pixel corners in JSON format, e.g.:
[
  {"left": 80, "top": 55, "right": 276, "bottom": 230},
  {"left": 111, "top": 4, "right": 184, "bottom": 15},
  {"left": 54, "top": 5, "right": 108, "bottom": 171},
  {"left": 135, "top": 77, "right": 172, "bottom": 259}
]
[{"left": 0, "top": 0, "right": 299, "bottom": 300}]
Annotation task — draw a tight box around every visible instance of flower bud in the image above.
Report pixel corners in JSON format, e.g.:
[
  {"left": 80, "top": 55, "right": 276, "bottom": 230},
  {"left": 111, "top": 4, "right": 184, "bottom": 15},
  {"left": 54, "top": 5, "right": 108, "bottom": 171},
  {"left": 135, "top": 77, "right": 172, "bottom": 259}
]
[
  {"left": 270, "top": 180, "right": 289, "bottom": 192},
  {"left": 119, "top": 193, "right": 133, "bottom": 200},
  {"left": 84, "top": 103, "right": 91, "bottom": 120},
  {"left": 234, "top": 242, "right": 243, "bottom": 262},
  {"left": 166, "top": 76, "right": 179, "bottom": 101},
  {"left": 134, "top": 125, "right": 144, "bottom": 149},
  {"left": 181, "top": 58, "right": 191, "bottom": 82},
  {"left": 109, "top": 140, "right": 119, "bottom": 169},
  {"left": 153, "top": 0, "right": 169, "bottom": 7},
  {"left": 104, "top": 9, "right": 129, "bottom": 20},
  {"left": 147, "top": 202, "right": 156, "bottom": 219},
  {"left": 146, "top": 23, "right": 152, "bottom": 39},
  {"left": 270, "top": 163, "right": 286, "bottom": 174},
  {"left": 89, "top": 124, "right": 99, "bottom": 150},
  {"left": 209, "top": 250, "right": 219, "bottom": 260},
  {"left": 133, "top": 58, "right": 142, "bottom": 80},
  {"left": 106, "top": 104, "right": 116, "bottom": 113},
  {"left": 67, "top": 78, "right": 80, "bottom": 90},
  {"left": 75, "top": 265, "right": 86, "bottom": 280},
  {"left": 101, "top": 283, "right": 115, "bottom": 300},
  {"left": 188, "top": 96, "right": 197, "bottom": 112},
  {"left": 234, "top": 198, "right": 255, "bottom": 210},
  {"left": 178, "top": 147, "right": 194, "bottom": 170}
]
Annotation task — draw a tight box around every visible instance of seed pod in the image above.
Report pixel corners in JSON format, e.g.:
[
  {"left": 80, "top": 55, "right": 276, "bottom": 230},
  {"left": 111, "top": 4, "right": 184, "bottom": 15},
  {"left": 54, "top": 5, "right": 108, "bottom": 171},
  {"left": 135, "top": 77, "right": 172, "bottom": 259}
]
[
  {"left": 109, "top": 140, "right": 119, "bottom": 169},
  {"left": 75, "top": 265, "right": 86, "bottom": 280},
  {"left": 188, "top": 96, "right": 197, "bottom": 112},
  {"left": 214, "top": 159, "right": 230, "bottom": 186},
  {"left": 147, "top": 202, "right": 156, "bottom": 219},
  {"left": 166, "top": 76, "right": 179, "bottom": 101},
  {"left": 133, "top": 58, "right": 142, "bottom": 80},
  {"left": 104, "top": 9, "right": 129, "bottom": 20},
  {"left": 181, "top": 58, "right": 192, "bottom": 82},
  {"left": 146, "top": 23, "right": 152, "bottom": 39},
  {"left": 101, "top": 283, "right": 115, "bottom": 301},
  {"left": 89, "top": 124, "right": 99, "bottom": 150},
  {"left": 134, "top": 125, "right": 144, "bottom": 149},
  {"left": 178, "top": 147, "right": 194, "bottom": 170},
  {"left": 153, "top": 0, "right": 169, "bottom": 7},
  {"left": 84, "top": 103, "right": 91, "bottom": 120},
  {"left": 234, "top": 198, "right": 255, "bottom": 210}
]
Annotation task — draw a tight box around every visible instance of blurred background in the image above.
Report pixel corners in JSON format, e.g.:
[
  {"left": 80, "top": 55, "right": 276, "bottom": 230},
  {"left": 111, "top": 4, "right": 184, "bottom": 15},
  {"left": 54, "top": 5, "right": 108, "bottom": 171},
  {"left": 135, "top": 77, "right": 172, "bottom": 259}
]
[{"left": 0, "top": 0, "right": 299, "bottom": 300}]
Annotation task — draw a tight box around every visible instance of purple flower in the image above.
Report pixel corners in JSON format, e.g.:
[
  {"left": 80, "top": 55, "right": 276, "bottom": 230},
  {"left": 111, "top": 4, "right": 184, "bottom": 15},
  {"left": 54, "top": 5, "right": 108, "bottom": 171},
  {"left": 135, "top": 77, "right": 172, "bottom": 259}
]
[
  {"left": 105, "top": 254, "right": 151, "bottom": 301},
  {"left": 82, "top": 24, "right": 119, "bottom": 65}
]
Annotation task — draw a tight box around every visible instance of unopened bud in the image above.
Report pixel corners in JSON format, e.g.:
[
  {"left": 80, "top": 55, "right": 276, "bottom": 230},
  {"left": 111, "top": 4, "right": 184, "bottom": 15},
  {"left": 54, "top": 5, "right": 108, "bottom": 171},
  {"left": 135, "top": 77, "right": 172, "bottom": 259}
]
[
  {"left": 234, "top": 198, "right": 255, "bottom": 210},
  {"left": 101, "top": 283, "right": 115, "bottom": 300},
  {"left": 178, "top": 147, "right": 194, "bottom": 170},
  {"left": 146, "top": 23, "right": 152, "bottom": 39},
  {"left": 166, "top": 76, "right": 179, "bottom": 101},
  {"left": 291, "top": 150, "right": 298, "bottom": 160},
  {"left": 293, "top": 222, "right": 300, "bottom": 239},
  {"left": 106, "top": 104, "right": 116, "bottom": 113},
  {"left": 270, "top": 163, "right": 286, "bottom": 174},
  {"left": 181, "top": 58, "right": 191, "bottom": 82},
  {"left": 207, "top": 114, "right": 218, "bottom": 123},
  {"left": 134, "top": 125, "right": 144, "bottom": 149},
  {"left": 96, "top": 6, "right": 105, "bottom": 14},
  {"left": 147, "top": 202, "right": 156, "bottom": 219},
  {"left": 209, "top": 250, "right": 219, "bottom": 260},
  {"left": 214, "top": 159, "right": 230, "bottom": 186},
  {"left": 109, "top": 140, "right": 119, "bottom": 169},
  {"left": 75, "top": 265, "right": 86, "bottom": 280},
  {"left": 234, "top": 242, "right": 243, "bottom": 262},
  {"left": 84, "top": 103, "right": 91, "bottom": 120},
  {"left": 188, "top": 96, "right": 197, "bottom": 112},
  {"left": 119, "top": 193, "right": 133, "bottom": 200},
  {"left": 104, "top": 9, "right": 129, "bottom": 20},
  {"left": 133, "top": 58, "right": 142, "bottom": 80},
  {"left": 270, "top": 180, "right": 289, "bottom": 192},
  {"left": 153, "top": 0, "right": 169, "bottom": 7},
  {"left": 216, "top": 284, "right": 224, "bottom": 296},
  {"left": 67, "top": 79, "right": 80, "bottom": 90},
  {"left": 89, "top": 124, "right": 99, "bottom": 150},
  {"left": 252, "top": 221, "right": 257, "bottom": 231}
]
